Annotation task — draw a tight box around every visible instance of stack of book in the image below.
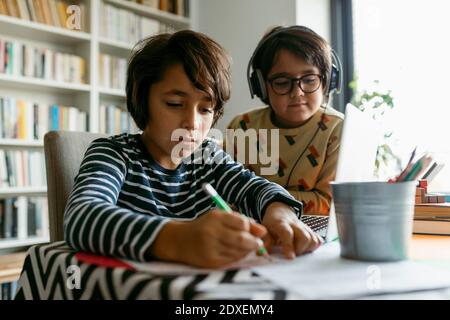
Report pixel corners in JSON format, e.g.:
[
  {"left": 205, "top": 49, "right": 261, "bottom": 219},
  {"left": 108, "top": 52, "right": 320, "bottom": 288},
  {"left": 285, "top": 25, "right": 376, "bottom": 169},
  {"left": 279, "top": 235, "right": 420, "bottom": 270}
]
[
  {"left": 0, "top": 38, "right": 87, "bottom": 84},
  {"left": 0, "top": 0, "right": 87, "bottom": 32},
  {"left": 0, "top": 196, "right": 49, "bottom": 239},
  {"left": 0, "top": 96, "right": 89, "bottom": 140},
  {"left": 99, "top": 53, "right": 127, "bottom": 91},
  {"left": 414, "top": 203, "right": 450, "bottom": 235}
]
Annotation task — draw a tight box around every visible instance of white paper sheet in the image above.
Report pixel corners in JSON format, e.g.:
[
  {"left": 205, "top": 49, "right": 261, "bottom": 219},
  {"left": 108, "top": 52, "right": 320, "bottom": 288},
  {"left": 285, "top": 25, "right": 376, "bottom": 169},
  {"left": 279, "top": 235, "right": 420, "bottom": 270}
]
[
  {"left": 252, "top": 242, "right": 450, "bottom": 299},
  {"left": 124, "top": 251, "right": 282, "bottom": 276}
]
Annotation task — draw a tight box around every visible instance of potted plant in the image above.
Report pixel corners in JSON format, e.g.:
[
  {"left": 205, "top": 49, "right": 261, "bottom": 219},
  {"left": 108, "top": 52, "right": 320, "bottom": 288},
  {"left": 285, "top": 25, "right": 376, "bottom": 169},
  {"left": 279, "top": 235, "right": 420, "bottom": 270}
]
[{"left": 349, "top": 79, "right": 403, "bottom": 180}]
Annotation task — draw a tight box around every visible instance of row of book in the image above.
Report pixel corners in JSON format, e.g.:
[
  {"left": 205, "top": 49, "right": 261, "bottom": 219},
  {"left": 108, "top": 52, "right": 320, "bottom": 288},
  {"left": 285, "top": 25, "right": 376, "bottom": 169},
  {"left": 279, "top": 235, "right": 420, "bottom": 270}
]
[
  {"left": 0, "top": 149, "right": 46, "bottom": 188},
  {"left": 137, "top": 0, "right": 189, "bottom": 17},
  {"left": 0, "top": 38, "right": 87, "bottom": 84},
  {"left": 99, "top": 104, "right": 139, "bottom": 135},
  {"left": 99, "top": 53, "right": 127, "bottom": 91},
  {"left": 0, "top": 281, "right": 17, "bottom": 300},
  {"left": 0, "top": 97, "right": 89, "bottom": 140},
  {"left": 100, "top": 2, "right": 175, "bottom": 46},
  {"left": 0, "top": 196, "right": 49, "bottom": 239},
  {"left": 0, "top": 0, "right": 87, "bottom": 32}
]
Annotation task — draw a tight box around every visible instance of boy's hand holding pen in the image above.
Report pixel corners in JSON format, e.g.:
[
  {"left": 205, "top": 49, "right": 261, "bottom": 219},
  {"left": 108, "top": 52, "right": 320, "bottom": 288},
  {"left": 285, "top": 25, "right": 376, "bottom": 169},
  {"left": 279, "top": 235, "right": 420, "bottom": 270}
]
[
  {"left": 202, "top": 183, "right": 271, "bottom": 260},
  {"left": 202, "top": 183, "right": 323, "bottom": 261}
]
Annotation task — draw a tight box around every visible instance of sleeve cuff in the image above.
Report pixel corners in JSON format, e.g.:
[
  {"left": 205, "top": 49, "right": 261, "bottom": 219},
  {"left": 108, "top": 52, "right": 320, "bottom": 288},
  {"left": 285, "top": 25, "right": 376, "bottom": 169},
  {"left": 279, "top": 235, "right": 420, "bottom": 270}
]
[{"left": 261, "top": 193, "right": 304, "bottom": 220}]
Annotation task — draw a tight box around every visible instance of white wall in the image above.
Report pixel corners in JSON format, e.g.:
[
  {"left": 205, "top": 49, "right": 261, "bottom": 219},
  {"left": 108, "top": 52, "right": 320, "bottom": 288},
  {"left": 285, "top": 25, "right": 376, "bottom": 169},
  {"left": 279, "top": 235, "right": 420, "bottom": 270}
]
[
  {"left": 192, "top": 0, "right": 330, "bottom": 132},
  {"left": 296, "top": 0, "right": 331, "bottom": 42},
  {"left": 193, "top": 0, "right": 296, "bottom": 132}
]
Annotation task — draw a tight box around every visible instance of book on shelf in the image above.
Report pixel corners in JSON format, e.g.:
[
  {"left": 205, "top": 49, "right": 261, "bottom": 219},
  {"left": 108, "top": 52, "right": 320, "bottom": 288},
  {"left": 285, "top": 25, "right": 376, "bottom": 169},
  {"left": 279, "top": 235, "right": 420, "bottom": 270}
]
[
  {"left": 0, "top": 252, "right": 26, "bottom": 299},
  {"left": 0, "top": 0, "right": 87, "bottom": 32},
  {"left": 0, "top": 280, "right": 18, "bottom": 300},
  {"left": 128, "top": 0, "right": 189, "bottom": 17},
  {"left": 100, "top": 1, "right": 169, "bottom": 46},
  {"left": 139, "top": 0, "right": 159, "bottom": 9},
  {"left": 413, "top": 218, "right": 450, "bottom": 235},
  {"left": 17, "top": 0, "right": 30, "bottom": 20},
  {"left": 0, "top": 96, "right": 89, "bottom": 140},
  {"left": 0, "top": 38, "right": 87, "bottom": 84},
  {"left": 414, "top": 203, "right": 450, "bottom": 235},
  {"left": 99, "top": 104, "right": 139, "bottom": 135},
  {"left": 0, "top": 196, "right": 48, "bottom": 240},
  {"left": 414, "top": 203, "right": 450, "bottom": 219},
  {"left": 0, "top": 149, "right": 46, "bottom": 188},
  {"left": 99, "top": 53, "right": 127, "bottom": 90}
]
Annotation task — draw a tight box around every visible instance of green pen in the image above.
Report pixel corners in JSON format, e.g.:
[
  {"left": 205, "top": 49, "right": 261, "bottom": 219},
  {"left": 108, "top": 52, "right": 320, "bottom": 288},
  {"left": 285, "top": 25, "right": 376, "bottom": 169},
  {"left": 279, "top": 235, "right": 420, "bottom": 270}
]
[
  {"left": 202, "top": 183, "right": 269, "bottom": 258},
  {"left": 403, "top": 161, "right": 422, "bottom": 181}
]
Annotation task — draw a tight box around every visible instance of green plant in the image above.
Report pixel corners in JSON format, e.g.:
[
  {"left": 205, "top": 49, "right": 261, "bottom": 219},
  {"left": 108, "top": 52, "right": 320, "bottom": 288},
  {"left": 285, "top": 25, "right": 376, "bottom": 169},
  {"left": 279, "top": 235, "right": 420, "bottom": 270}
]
[{"left": 349, "top": 79, "right": 402, "bottom": 179}]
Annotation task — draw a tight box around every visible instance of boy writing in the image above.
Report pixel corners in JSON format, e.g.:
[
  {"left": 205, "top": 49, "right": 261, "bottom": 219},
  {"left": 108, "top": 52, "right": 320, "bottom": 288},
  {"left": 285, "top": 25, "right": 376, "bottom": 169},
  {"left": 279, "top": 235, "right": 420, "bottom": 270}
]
[{"left": 64, "top": 30, "right": 322, "bottom": 268}]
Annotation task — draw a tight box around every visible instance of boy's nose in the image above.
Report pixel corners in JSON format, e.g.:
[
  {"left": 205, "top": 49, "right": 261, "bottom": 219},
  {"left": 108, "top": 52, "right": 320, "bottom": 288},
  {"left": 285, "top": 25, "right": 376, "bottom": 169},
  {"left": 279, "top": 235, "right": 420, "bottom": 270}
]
[
  {"left": 182, "top": 108, "right": 200, "bottom": 130},
  {"left": 290, "top": 81, "right": 305, "bottom": 97}
]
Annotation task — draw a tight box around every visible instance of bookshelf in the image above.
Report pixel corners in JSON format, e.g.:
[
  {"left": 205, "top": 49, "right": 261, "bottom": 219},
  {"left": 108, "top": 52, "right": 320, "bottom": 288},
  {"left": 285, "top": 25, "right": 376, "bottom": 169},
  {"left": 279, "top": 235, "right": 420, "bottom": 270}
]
[
  {"left": 0, "top": 73, "right": 91, "bottom": 94},
  {"left": 0, "top": 0, "right": 192, "bottom": 262}
]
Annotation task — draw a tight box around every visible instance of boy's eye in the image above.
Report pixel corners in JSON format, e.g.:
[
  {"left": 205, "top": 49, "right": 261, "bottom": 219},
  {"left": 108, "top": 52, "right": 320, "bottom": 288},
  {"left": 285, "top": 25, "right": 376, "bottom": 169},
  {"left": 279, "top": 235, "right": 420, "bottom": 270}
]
[
  {"left": 273, "top": 79, "right": 290, "bottom": 86},
  {"left": 303, "top": 77, "right": 317, "bottom": 84},
  {"left": 200, "top": 107, "right": 214, "bottom": 114},
  {"left": 166, "top": 102, "right": 183, "bottom": 107}
]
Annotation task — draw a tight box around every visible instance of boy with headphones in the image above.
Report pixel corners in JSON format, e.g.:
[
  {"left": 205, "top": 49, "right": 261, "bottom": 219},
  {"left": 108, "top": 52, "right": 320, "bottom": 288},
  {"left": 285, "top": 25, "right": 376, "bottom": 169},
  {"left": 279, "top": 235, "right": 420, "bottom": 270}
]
[{"left": 227, "top": 25, "right": 344, "bottom": 215}]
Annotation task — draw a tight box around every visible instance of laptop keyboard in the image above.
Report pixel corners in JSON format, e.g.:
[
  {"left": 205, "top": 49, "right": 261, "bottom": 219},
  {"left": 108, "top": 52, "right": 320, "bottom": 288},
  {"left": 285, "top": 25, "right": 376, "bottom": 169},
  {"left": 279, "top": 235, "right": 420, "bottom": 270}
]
[{"left": 301, "top": 215, "right": 329, "bottom": 233}]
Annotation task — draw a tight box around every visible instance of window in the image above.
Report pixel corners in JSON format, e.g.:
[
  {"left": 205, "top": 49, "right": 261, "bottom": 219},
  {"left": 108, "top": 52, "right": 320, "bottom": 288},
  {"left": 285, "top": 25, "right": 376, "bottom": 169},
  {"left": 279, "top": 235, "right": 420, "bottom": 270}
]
[{"left": 352, "top": 0, "right": 450, "bottom": 192}]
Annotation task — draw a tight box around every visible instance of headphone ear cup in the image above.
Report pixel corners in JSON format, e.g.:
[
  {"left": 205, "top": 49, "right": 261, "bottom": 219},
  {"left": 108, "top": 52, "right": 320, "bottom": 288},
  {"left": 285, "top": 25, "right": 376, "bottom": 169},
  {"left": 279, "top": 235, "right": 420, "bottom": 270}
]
[
  {"left": 250, "top": 69, "right": 267, "bottom": 101},
  {"left": 328, "top": 64, "right": 339, "bottom": 94}
]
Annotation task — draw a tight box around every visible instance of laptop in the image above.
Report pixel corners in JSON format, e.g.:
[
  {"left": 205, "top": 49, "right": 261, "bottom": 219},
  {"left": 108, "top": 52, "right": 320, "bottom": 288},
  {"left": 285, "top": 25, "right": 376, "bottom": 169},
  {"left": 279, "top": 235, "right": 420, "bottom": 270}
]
[{"left": 300, "top": 104, "right": 383, "bottom": 242}]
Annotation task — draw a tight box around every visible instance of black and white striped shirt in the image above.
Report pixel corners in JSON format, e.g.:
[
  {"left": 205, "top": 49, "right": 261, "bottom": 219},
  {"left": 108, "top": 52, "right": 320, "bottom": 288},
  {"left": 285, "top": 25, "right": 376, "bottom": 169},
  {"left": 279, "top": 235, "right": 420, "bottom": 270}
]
[{"left": 64, "top": 133, "right": 303, "bottom": 262}]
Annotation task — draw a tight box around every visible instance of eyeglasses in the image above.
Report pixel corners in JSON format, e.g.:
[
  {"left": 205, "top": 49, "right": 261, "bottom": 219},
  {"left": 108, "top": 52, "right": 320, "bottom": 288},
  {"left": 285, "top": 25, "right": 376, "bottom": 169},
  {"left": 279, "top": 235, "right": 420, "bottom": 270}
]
[{"left": 267, "top": 74, "right": 323, "bottom": 95}]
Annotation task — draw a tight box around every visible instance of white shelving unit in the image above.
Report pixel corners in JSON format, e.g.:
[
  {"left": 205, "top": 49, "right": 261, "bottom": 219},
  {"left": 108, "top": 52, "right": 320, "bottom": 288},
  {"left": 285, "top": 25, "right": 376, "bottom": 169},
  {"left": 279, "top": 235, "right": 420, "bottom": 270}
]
[
  {"left": 0, "top": 187, "right": 47, "bottom": 198},
  {"left": 0, "top": 14, "right": 91, "bottom": 44},
  {"left": 99, "top": 87, "right": 127, "bottom": 99},
  {"left": 0, "top": 0, "right": 192, "bottom": 253},
  {"left": 0, "top": 73, "right": 91, "bottom": 94},
  {"left": 0, "top": 139, "right": 44, "bottom": 147},
  {"left": 0, "top": 237, "right": 50, "bottom": 250}
]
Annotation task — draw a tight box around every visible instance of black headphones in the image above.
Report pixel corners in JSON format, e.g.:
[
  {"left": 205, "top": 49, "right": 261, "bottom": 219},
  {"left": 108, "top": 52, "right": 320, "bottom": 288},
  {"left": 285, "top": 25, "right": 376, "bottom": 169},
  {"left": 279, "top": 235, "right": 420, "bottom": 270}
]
[{"left": 247, "top": 25, "right": 343, "bottom": 101}]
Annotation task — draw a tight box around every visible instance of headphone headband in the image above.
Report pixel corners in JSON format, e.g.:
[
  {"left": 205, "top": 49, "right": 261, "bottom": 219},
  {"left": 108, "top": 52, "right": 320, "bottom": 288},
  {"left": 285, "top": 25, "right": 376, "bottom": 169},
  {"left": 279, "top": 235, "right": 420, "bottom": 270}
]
[{"left": 247, "top": 25, "right": 343, "bottom": 101}]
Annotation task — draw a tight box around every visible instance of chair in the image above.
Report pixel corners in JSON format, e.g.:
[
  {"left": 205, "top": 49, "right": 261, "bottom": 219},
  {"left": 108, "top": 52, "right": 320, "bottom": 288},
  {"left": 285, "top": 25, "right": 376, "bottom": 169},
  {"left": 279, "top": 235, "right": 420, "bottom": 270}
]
[{"left": 44, "top": 131, "right": 108, "bottom": 242}]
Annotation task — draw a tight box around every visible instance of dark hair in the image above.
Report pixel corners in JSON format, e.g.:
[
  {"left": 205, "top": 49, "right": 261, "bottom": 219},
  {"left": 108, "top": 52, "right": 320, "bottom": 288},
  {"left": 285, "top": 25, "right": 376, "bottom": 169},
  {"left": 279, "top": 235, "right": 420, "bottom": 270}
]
[
  {"left": 126, "top": 30, "right": 231, "bottom": 130},
  {"left": 252, "top": 26, "right": 332, "bottom": 105}
]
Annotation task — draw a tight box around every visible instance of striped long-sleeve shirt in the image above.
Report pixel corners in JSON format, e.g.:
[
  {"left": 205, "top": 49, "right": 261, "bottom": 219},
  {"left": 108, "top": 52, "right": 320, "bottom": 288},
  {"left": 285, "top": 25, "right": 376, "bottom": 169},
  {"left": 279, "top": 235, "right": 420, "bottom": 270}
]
[{"left": 64, "top": 133, "right": 303, "bottom": 262}]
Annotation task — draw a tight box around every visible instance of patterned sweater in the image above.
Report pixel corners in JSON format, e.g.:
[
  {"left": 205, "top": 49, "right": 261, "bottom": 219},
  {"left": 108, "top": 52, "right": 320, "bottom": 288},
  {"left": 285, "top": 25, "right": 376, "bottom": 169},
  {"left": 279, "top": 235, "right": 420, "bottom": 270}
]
[
  {"left": 227, "top": 106, "right": 344, "bottom": 215},
  {"left": 63, "top": 133, "right": 303, "bottom": 262}
]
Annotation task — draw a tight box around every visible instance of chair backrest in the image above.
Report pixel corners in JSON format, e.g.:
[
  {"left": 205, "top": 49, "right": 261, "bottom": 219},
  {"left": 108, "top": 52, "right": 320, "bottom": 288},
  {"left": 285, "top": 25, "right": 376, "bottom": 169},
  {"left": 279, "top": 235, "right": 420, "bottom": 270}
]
[{"left": 44, "top": 131, "right": 108, "bottom": 242}]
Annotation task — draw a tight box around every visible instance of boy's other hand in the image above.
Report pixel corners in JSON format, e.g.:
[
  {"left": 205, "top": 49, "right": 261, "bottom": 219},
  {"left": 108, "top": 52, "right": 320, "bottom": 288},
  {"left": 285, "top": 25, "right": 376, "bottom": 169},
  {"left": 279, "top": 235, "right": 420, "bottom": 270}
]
[{"left": 262, "top": 202, "right": 323, "bottom": 259}]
